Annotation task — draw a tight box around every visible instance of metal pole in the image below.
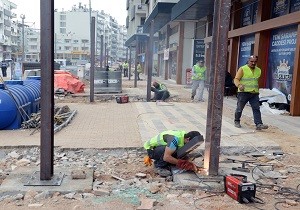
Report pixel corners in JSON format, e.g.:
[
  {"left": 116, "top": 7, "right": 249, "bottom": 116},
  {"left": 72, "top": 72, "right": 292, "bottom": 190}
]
[
  {"left": 89, "top": 0, "right": 92, "bottom": 62},
  {"left": 40, "top": 0, "right": 54, "bottom": 180},
  {"left": 147, "top": 20, "right": 154, "bottom": 101},
  {"left": 204, "top": 0, "right": 231, "bottom": 175},
  {"left": 100, "top": 35, "right": 103, "bottom": 69},
  {"left": 54, "top": 33, "right": 57, "bottom": 59},
  {"left": 90, "top": 17, "right": 95, "bottom": 102},
  {"left": 129, "top": 46, "right": 132, "bottom": 80},
  {"left": 21, "top": 14, "right": 25, "bottom": 62},
  {"left": 134, "top": 36, "right": 139, "bottom": 87},
  {"left": 104, "top": 43, "right": 107, "bottom": 67}
]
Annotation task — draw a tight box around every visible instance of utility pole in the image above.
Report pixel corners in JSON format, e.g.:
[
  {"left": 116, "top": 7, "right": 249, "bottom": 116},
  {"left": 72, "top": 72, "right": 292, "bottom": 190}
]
[{"left": 20, "top": 14, "right": 26, "bottom": 62}]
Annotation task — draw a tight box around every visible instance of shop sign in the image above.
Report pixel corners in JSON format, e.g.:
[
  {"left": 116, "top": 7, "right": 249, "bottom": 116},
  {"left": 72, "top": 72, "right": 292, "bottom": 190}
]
[
  {"left": 271, "top": 0, "right": 289, "bottom": 18},
  {"left": 192, "top": 39, "right": 205, "bottom": 66},
  {"left": 290, "top": 0, "right": 300, "bottom": 12},
  {"left": 241, "top": 0, "right": 258, "bottom": 26},
  {"left": 267, "top": 24, "right": 297, "bottom": 101},
  {"left": 252, "top": 1, "right": 258, "bottom": 24},
  {"left": 241, "top": 3, "right": 253, "bottom": 26},
  {"left": 238, "top": 34, "right": 255, "bottom": 67}
]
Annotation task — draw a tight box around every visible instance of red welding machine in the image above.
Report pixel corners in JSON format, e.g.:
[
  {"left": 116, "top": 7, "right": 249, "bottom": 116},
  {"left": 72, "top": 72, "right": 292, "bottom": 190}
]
[
  {"left": 224, "top": 174, "right": 256, "bottom": 203},
  {"left": 116, "top": 95, "right": 129, "bottom": 104}
]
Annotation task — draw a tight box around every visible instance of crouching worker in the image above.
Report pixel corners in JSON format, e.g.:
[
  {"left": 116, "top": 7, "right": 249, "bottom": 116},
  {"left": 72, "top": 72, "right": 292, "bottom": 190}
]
[
  {"left": 151, "top": 81, "right": 170, "bottom": 101},
  {"left": 144, "top": 130, "right": 201, "bottom": 177}
]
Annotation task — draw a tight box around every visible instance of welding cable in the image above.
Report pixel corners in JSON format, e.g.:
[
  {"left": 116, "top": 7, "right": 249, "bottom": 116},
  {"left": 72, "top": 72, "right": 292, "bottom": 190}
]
[{"left": 193, "top": 194, "right": 220, "bottom": 210}]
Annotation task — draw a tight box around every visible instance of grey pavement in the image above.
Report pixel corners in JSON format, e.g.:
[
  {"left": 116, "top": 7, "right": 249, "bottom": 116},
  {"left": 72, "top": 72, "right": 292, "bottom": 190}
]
[{"left": 0, "top": 74, "right": 299, "bottom": 154}]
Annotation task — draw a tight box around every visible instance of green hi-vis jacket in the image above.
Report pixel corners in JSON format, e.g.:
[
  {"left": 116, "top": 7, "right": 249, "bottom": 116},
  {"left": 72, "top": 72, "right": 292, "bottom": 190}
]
[
  {"left": 239, "top": 65, "right": 261, "bottom": 93},
  {"left": 144, "top": 130, "right": 186, "bottom": 150}
]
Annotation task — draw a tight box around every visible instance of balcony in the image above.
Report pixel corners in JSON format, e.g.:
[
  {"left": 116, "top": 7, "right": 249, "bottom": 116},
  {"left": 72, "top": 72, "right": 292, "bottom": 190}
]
[{"left": 136, "top": 4, "right": 147, "bottom": 15}]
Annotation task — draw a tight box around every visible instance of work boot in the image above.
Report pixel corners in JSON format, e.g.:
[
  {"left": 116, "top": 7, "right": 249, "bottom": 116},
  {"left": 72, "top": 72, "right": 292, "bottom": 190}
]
[
  {"left": 256, "top": 124, "right": 268, "bottom": 130},
  {"left": 234, "top": 121, "right": 241, "bottom": 128},
  {"left": 154, "top": 167, "right": 172, "bottom": 177}
]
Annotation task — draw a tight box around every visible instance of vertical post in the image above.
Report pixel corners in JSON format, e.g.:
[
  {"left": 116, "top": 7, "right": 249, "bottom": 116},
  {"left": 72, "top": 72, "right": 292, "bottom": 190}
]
[
  {"left": 129, "top": 45, "right": 132, "bottom": 80},
  {"left": 134, "top": 36, "right": 139, "bottom": 87},
  {"left": 54, "top": 33, "right": 57, "bottom": 59},
  {"left": 90, "top": 17, "right": 95, "bottom": 102},
  {"left": 203, "top": 0, "right": 231, "bottom": 175},
  {"left": 40, "top": 0, "right": 54, "bottom": 180},
  {"left": 21, "top": 14, "right": 26, "bottom": 62},
  {"left": 147, "top": 20, "right": 154, "bottom": 101},
  {"left": 100, "top": 35, "right": 103, "bottom": 69},
  {"left": 104, "top": 43, "right": 107, "bottom": 66},
  {"left": 89, "top": 0, "right": 92, "bottom": 62}
]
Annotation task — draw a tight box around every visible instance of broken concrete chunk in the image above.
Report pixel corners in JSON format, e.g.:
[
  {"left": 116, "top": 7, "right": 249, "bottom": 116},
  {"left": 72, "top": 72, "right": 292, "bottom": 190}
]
[
  {"left": 71, "top": 169, "right": 86, "bottom": 179},
  {"left": 16, "top": 158, "right": 31, "bottom": 166},
  {"left": 135, "top": 173, "right": 147, "bottom": 178},
  {"left": 28, "top": 203, "right": 44, "bottom": 207},
  {"left": 137, "top": 198, "right": 157, "bottom": 210},
  {"left": 93, "top": 188, "right": 110, "bottom": 196},
  {"left": 285, "top": 199, "right": 298, "bottom": 206}
]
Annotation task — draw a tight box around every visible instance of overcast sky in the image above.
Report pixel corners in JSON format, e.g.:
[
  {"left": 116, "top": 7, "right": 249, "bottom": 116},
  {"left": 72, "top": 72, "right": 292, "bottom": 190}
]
[{"left": 11, "top": 0, "right": 127, "bottom": 28}]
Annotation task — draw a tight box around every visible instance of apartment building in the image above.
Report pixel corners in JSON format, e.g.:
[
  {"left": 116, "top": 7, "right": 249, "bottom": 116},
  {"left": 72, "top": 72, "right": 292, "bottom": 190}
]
[
  {"left": 54, "top": 3, "right": 127, "bottom": 66},
  {"left": 0, "top": 0, "right": 17, "bottom": 61}
]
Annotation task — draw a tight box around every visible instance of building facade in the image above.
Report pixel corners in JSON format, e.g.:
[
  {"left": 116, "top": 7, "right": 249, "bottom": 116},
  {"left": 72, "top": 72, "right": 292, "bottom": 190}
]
[
  {"left": 54, "top": 3, "right": 127, "bottom": 66},
  {"left": 126, "top": 0, "right": 300, "bottom": 116},
  {"left": 0, "top": 0, "right": 17, "bottom": 61}
]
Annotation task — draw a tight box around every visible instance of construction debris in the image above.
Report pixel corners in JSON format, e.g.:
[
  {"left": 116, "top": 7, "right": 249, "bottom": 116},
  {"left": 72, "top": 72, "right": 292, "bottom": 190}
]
[{"left": 21, "top": 105, "right": 77, "bottom": 134}]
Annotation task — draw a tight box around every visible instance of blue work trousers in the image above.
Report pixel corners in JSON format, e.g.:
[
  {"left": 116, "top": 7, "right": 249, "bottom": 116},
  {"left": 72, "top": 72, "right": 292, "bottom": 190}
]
[{"left": 234, "top": 92, "right": 263, "bottom": 125}]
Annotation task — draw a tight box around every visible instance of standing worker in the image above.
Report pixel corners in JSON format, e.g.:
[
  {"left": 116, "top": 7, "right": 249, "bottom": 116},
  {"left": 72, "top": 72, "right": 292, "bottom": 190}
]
[
  {"left": 143, "top": 130, "right": 201, "bottom": 177},
  {"left": 233, "top": 55, "right": 268, "bottom": 130},
  {"left": 191, "top": 60, "right": 206, "bottom": 102},
  {"left": 1, "top": 60, "right": 8, "bottom": 77},
  {"left": 137, "top": 62, "right": 142, "bottom": 80},
  {"left": 122, "top": 60, "right": 129, "bottom": 77}
]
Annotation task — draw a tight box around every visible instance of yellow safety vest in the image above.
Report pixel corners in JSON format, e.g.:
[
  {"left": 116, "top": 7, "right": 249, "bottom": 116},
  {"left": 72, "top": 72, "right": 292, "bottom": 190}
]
[
  {"left": 137, "top": 64, "right": 142, "bottom": 73},
  {"left": 144, "top": 130, "right": 186, "bottom": 150},
  {"left": 192, "top": 65, "right": 206, "bottom": 80},
  {"left": 239, "top": 65, "right": 261, "bottom": 93},
  {"left": 123, "top": 63, "right": 128, "bottom": 69}
]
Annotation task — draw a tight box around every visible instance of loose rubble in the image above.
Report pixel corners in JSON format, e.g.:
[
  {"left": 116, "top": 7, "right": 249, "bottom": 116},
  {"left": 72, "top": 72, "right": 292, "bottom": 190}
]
[{"left": 0, "top": 147, "right": 299, "bottom": 210}]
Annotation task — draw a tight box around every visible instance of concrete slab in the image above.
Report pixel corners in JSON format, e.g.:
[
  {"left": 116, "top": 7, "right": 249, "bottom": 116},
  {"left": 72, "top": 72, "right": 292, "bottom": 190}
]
[
  {"left": 0, "top": 167, "right": 93, "bottom": 193},
  {"left": 172, "top": 168, "right": 224, "bottom": 191}
]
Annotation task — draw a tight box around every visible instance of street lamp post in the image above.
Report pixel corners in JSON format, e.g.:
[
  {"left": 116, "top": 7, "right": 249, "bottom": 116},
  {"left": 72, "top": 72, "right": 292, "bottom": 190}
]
[{"left": 20, "top": 14, "right": 25, "bottom": 62}]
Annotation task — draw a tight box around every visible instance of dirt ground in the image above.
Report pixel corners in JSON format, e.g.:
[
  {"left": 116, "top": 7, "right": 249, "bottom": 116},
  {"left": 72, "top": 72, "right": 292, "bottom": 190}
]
[{"left": 1, "top": 79, "right": 299, "bottom": 210}]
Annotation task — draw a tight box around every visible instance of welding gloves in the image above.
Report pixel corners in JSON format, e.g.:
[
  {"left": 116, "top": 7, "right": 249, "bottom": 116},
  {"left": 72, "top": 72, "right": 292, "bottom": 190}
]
[
  {"left": 176, "top": 159, "right": 197, "bottom": 171},
  {"left": 144, "top": 155, "right": 153, "bottom": 166}
]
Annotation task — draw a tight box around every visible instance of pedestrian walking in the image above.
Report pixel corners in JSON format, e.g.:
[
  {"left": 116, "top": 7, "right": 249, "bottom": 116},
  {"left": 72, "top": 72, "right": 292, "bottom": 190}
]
[
  {"left": 137, "top": 62, "right": 142, "bottom": 80},
  {"left": 122, "top": 61, "right": 129, "bottom": 77},
  {"left": 151, "top": 81, "right": 170, "bottom": 101},
  {"left": 191, "top": 60, "right": 206, "bottom": 102},
  {"left": 1, "top": 60, "right": 8, "bottom": 77},
  {"left": 143, "top": 130, "right": 201, "bottom": 177},
  {"left": 233, "top": 55, "right": 268, "bottom": 130}
]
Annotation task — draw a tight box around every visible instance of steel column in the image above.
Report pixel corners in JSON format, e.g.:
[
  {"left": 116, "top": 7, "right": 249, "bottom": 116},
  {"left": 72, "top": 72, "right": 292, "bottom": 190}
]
[
  {"left": 40, "top": 0, "right": 54, "bottom": 180},
  {"left": 146, "top": 20, "right": 154, "bottom": 101},
  {"left": 90, "top": 17, "right": 95, "bottom": 103},
  {"left": 129, "top": 45, "right": 132, "bottom": 80},
  {"left": 100, "top": 35, "right": 103, "bottom": 69},
  {"left": 204, "top": 0, "right": 231, "bottom": 175},
  {"left": 134, "top": 36, "right": 139, "bottom": 87}
]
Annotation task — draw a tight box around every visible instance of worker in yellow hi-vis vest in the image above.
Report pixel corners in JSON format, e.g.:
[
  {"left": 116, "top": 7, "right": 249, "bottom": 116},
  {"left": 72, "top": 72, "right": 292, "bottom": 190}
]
[{"left": 234, "top": 55, "right": 268, "bottom": 130}]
